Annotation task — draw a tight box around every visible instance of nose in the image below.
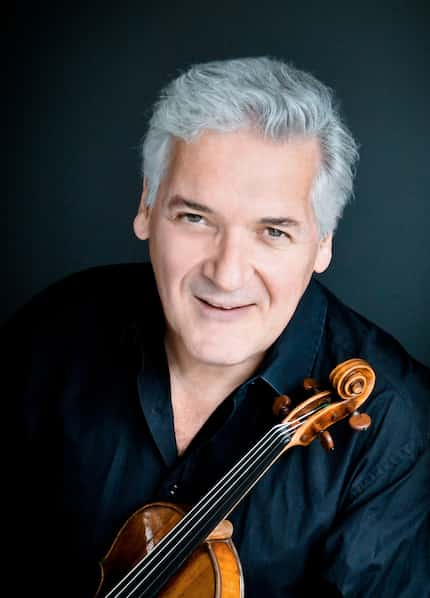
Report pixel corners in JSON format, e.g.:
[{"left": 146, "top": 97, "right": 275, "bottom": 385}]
[{"left": 202, "top": 230, "right": 253, "bottom": 291}]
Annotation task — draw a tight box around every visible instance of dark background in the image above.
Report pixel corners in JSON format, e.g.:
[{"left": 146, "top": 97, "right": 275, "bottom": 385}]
[{"left": 4, "top": 1, "right": 430, "bottom": 366}]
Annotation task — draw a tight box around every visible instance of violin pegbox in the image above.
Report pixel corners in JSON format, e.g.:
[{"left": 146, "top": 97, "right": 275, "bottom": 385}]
[{"left": 276, "top": 358, "right": 376, "bottom": 452}]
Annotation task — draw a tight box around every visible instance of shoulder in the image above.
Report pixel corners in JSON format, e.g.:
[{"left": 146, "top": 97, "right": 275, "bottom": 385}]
[
  {"left": 306, "top": 281, "right": 429, "bottom": 519},
  {"left": 313, "top": 279, "right": 430, "bottom": 452},
  {"left": 1, "top": 262, "right": 160, "bottom": 354},
  {"left": 4, "top": 262, "right": 154, "bottom": 320}
]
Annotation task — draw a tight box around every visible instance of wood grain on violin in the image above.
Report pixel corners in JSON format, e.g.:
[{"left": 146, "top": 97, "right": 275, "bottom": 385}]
[
  {"left": 95, "top": 358, "right": 375, "bottom": 598},
  {"left": 96, "top": 503, "right": 243, "bottom": 598}
]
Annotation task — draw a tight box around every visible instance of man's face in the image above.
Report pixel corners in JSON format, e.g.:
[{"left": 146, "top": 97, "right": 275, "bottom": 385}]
[{"left": 134, "top": 129, "right": 332, "bottom": 372}]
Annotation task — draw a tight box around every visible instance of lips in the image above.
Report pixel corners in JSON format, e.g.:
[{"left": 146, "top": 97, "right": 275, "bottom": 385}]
[{"left": 197, "top": 297, "right": 253, "bottom": 310}]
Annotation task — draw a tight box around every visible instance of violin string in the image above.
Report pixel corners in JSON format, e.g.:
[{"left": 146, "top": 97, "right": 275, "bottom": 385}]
[
  {"left": 105, "top": 422, "right": 288, "bottom": 598},
  {"left": 107, "top": 404, "right": 327, "bottom": 598},
  {"left": 139, "top": 440, "right": 289, "bottom": 598},
  {"left": 146, "top": 426, "right": 293, "bottom": 593},
  {"left": 122, "top": 426, "right": 290, "bottom": 598},
  {"left": 109, "top": 406, "right": 325, "bottom": 598},
  {"left": 114, "top": 405, "right": 326, "bottom": 598}
]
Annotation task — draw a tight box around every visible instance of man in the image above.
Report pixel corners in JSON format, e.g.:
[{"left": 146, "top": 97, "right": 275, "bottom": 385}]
[{"left": 4, "top": 57, "right": 429, "bottom": 596}]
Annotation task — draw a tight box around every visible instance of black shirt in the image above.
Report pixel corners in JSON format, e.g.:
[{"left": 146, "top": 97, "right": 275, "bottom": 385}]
[{"left": 4, "top": 263, "right": 430, "bottom": 597}]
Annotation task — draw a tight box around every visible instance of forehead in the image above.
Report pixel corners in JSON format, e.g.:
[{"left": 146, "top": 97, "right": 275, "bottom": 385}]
[
  {"left": 168, "top": 128, "right": 319, "bottom": 184},
  {"left": 159, "top": 129, "right": 321, "bottom": 221}
]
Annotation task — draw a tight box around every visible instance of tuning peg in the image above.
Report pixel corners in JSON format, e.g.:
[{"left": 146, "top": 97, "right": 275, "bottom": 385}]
[
  {"left": 319, "top": 430, "right": 335, "bottom": 451},
  {"left": 349, "top": 411, "right": 372, "bottom": 431},
  {"left": 272, "top": 394, "right": 292, "bottom": 417},
  {"left": 303, "top": 378, "right": 321, "bottom": 394}
]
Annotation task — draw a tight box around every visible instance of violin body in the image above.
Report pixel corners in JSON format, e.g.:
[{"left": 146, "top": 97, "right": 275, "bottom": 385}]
[{"left": 95, "top": 502, "right": 244, "bottom": 597}]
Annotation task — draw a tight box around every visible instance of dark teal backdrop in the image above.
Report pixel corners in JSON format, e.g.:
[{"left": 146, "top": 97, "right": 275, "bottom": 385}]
[{"left": 4, "top": 1, "right": 430, "bottom": 366}]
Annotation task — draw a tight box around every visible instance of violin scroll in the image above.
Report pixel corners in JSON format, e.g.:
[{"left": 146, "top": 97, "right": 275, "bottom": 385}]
[
  {"left": 329, "top": 358, "right": 375, "bottom": 401},
  {"left": 281, "top": 358, "right": 376, "bottom": 451},
  {"left": 329, "top": 358, "right": 375, "bottom": 431}
]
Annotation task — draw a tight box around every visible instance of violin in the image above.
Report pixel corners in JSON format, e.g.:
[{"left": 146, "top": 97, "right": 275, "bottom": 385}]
[{"left": 95, "top": 358, "right": 375, "bottom": 597}]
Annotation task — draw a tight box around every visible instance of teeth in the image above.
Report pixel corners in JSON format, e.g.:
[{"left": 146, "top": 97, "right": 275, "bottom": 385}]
[
  {"left": 202, "top": 298, "right": 237, "bottom": 309},
  {"left": 210, "top": 302, "right": 234, "bottom": 309}
]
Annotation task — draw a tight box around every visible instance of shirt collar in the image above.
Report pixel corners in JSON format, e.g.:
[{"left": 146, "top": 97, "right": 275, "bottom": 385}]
[{"left": 255, "top": 276, "right": 327, "bottom": 396}]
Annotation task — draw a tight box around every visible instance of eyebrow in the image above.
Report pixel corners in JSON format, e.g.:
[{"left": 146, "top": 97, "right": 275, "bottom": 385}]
[
  {"left": 167, "top": 194, "right": 302, "bottom": 228},
  {"left": 259, "top": 217, "right": 301, "bottom": 228},
  {"left": 167, "top": 195, "right": 214, "bottom": 214}
]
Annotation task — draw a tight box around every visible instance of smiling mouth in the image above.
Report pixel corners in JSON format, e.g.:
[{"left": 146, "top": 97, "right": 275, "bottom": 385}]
[{"left": 197, "top": 297, "right": 253, "bottom": 310}]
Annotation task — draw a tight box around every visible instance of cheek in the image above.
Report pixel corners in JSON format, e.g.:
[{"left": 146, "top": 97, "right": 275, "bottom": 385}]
[
  {"left": 150, "top": 228, "right": 203, "bottom": 294},
  {"left": 260, "top": 250, "right": 317, "bottom": 304}
]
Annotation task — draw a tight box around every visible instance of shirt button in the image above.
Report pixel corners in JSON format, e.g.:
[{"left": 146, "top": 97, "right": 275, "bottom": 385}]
[{"left": 169, "top": 483, "right": 179, "bottom": 497}]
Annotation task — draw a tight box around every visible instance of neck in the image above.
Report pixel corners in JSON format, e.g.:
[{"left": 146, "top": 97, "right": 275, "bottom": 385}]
[
  {"left": 165, "top": 336, "right": 263, "bottom": 402},
  {"left": 165, "top": 335, "right": 265, "bottom": 455}
]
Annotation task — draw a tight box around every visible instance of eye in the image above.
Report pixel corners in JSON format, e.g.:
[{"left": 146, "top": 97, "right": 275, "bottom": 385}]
[
  {"left": 266, "top": 227, "right": 289, "bottom": 239},
  {"left": 179, "top": 212, "right": 205, "bottom": 224}
]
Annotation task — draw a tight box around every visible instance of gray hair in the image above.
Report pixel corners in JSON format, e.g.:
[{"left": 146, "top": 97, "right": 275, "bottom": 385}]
[{"left": 141, "top": 56, "right": 359, "bottom": 235}]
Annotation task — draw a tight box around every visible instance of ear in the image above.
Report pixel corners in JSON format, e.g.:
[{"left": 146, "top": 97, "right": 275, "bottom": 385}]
[
  {"left": 133, "top": 178, "right": 151, "bottom": 240},
  {"left": 313, "top": 233, "right": 333, "bottom": 274}
]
